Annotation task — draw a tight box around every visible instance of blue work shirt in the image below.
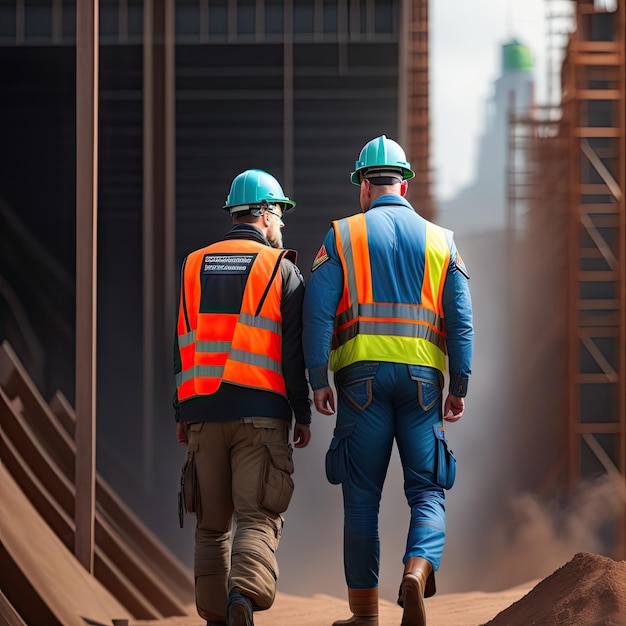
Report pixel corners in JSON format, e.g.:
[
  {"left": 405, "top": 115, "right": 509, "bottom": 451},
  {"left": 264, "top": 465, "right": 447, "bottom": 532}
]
[{"left": 302, "top": 194, "right": 474, "bottom": 396}]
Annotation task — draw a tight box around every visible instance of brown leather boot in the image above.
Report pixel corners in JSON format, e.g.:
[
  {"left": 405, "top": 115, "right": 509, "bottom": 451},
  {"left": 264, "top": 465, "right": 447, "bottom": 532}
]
[
  {"left": 397, "top": 557, "right": 434, "bottom": 626},
  {"left": 332, "top": 588, "right": 378, "bottom": 626}
]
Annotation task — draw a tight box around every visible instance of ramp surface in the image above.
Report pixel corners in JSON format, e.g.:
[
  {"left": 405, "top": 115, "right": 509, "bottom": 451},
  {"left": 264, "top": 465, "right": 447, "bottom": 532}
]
[{"left": 0, "top": 462, "right": 130, "bottom": 626}]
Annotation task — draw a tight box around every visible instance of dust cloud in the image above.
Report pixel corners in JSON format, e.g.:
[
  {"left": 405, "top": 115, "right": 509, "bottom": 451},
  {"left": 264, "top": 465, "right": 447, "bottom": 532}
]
[{"left": 476, "top": 475, "right": 626, "bottom": 590}]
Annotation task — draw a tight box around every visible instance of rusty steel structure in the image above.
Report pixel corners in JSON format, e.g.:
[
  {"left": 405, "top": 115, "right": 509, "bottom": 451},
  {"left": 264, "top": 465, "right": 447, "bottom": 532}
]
[
  {"left": 564, "top": 0, "right": 626, "bottom": 556},
  {"left": 401, "top": 0, "right": 434, "bottom": 221},
  {"left": 508, "top": 0, "right": 626, "bottom": 557}
]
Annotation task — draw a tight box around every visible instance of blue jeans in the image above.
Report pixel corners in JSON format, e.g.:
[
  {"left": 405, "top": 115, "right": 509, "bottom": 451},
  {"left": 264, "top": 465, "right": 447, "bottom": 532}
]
[{"left": 331, "top": 361, "right": 446, "bottom": 589}]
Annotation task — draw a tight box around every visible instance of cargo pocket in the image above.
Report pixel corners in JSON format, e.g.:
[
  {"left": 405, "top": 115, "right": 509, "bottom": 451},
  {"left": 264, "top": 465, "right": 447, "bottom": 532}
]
[
  {"left": 179, "top": 452, "right": 201, "bottom": 527},
  {"left": 325, "top": 422, "right": 355, "bottom": 485},
  {"left": 433, "top": 424, "right": 457, "bottom": 490},
  {"left": 260, "top": 441, "right": 295, "bottom": 514}
]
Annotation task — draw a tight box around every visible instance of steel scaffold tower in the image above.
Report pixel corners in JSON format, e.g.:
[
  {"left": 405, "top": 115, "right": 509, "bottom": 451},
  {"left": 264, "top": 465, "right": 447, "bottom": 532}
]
[
  {"left": 402, "top": 0, "right": 433, "bottom": 221},
  {"left": 508, "top": 0, "right": 625, "bottom": 556},
  {"left": 563, "top": 0, "right": 626, "bottom": 555}
]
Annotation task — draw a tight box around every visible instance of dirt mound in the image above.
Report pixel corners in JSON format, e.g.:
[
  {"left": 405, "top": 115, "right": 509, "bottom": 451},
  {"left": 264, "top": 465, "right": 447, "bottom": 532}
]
[{"left": 484, "top": 552, "right": 626, "bottom": 626}]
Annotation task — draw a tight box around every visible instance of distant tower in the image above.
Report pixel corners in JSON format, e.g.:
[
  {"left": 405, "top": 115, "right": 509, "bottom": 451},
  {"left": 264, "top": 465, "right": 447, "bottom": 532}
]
[
  {"left": 439, "top": 39, "right": 535, "bottom": 234},
  {"left": 473, "top": 39, "right": 535, "bottom": 223}
]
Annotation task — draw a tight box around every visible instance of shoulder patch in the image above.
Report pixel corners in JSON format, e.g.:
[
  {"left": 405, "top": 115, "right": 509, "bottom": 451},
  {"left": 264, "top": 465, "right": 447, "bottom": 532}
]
[
  {"left": 455, "top": 252, "right": 470, "bottom": 279},
  {"left": 311, "top": 244, "right": 330, "bottom": 272}
]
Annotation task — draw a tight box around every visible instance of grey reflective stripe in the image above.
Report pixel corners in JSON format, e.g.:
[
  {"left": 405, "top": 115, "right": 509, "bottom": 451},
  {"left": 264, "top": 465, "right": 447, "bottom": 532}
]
[
  {"left": 176, "top": 365, "right": 224, "bottom": 386},
  {"left": 182, "top": 349, "right": 281, "bottom": 374},
  {"left": 196, "top": 341, "right": 231, "bottom": 352},
  {"left": 335, "top": 320, "right": 447, "bottom": 353},
  {"left": 335, "top": 218, "right": 360, "bottom": 324},
  {"left": 178, "top": 330, "right": 196, "bottom": 347},
  {"left": 359, "top": 303, "right": 443, "bottom": 332},
  {"left": 229, "top": 349, "right": 282, "bottom": 374},
  {"left": 239, "top": 312, "right": 282, "bottom": 335},
  {"left": 175, "top": 349, "right": 282, "bottom": 388}
]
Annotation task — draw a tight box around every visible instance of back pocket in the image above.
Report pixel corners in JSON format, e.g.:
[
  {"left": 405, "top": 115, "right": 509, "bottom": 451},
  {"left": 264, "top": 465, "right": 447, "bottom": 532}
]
[
  {"left": 408, "top": 366, "right": 442, "bottom": 411},
  {"left": 336, "top": 363, "right": 378, "bottom": 410}
]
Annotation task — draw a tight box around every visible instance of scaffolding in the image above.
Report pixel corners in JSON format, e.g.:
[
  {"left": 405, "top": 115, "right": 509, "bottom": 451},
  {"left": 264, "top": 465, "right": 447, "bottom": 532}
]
[
  {"left": 509, "top": 0, "right": 625, "bottom": 556},
  {"left": 563, "top": 0, "right": 626, "bottom": 556},
  {"left": 403, "top": 0, "right": 434, "bottom": 221}
]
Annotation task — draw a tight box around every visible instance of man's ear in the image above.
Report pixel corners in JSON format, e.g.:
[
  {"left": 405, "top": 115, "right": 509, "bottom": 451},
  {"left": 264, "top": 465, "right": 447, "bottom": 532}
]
[{"left": 400, "top": 180, "right": 408, "bottom": 197}]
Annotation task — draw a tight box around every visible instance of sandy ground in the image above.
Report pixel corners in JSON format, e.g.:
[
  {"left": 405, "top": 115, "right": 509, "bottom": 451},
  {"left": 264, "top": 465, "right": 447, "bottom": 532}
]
[
  {"left": 130, "top": 552, "right": 626, "bottom": 626},
  {"left": 130, "top": 580, "right": 539, "bottom": 626}
]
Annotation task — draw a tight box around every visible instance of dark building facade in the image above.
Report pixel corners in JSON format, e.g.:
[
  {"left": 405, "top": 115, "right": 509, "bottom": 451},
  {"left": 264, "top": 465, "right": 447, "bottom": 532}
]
[{"left": 0, "top": 0, "right": 427, "bottom": 561}]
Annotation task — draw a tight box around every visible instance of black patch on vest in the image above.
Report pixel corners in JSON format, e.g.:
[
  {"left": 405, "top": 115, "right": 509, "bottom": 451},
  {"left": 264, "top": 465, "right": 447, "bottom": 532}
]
[{"left": 199, "top": 253, "right": 257, "bottom": 314}]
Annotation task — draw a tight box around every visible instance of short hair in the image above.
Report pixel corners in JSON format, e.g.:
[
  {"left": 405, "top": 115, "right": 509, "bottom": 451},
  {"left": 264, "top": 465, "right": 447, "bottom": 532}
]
[
  {"left": 232, "top": 212, "right": 259, "bottom": 224},
  {"left": 363, "top": 168, "right": 403, "bottom": 186}
]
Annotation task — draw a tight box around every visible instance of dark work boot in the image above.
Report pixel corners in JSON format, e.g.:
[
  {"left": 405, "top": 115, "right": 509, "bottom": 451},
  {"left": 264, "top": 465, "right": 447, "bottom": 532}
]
[{"left": 226, "top": 589, "right": 254, "bottom": 626}]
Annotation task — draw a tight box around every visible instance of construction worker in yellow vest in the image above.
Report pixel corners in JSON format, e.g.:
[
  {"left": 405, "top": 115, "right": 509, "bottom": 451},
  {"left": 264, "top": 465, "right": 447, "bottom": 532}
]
[
  {"left": 302, "top": 136, "right": 474, "bottom": 626},
  {"left": 174, "top": 169, "right": 312, "bottom": 626}
]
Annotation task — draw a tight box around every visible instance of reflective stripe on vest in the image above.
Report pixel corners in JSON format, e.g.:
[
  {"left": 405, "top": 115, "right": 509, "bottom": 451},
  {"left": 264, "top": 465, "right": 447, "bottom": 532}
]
[
  {"left": 176, "top": 239, "right": 288, "bottom": 401},
  {"left": 329, "top": 213, "right": 450, "bottom": 373}
]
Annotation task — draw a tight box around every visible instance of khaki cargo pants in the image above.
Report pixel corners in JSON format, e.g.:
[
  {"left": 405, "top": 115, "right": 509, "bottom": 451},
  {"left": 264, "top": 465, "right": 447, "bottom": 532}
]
[{"left": 185, "top": 418, "right": 294, "bottom": 622}]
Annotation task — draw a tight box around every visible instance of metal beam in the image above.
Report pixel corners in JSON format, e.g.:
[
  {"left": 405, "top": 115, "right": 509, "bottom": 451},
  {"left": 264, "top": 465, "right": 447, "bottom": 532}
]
[
  {"left": 142, "top": 0, "right": 176, "bottom": 488},
  {"left": 75, "top": 0, "right": 99, "bottom": 573}
]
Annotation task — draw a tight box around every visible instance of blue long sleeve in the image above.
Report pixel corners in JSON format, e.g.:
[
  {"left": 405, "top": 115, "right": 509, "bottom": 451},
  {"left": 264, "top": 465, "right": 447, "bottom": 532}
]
[
  {"left": 442, "top": 240, "right": 474, "bottom": 397},
  {"left": 302, "top": 228, "right": 344, "bottom": 390}
]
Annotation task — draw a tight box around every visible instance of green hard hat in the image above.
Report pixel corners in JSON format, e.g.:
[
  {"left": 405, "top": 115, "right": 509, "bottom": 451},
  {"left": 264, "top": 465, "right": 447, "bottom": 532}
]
[
  {"left": 350, "top": 135, "right": 415, "bottom": 185},
  {"left": 223, "top": 169, "right": 295, "bottom": 213}
]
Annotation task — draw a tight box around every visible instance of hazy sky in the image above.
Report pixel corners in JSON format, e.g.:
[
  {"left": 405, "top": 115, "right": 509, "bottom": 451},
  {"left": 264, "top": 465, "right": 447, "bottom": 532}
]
[{"left": 431, "top": 0, "right": 551, "bottom": 201}]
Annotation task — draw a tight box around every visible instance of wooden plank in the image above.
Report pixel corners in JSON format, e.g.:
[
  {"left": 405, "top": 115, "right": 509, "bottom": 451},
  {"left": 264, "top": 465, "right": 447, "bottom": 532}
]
[
  {"left": 0, "top": 422, "right": 163, "bottom": 620},
  {"left": 0, "top": 463, "right": 129, "bottom": 626},
  {"left": 1, "top": 425, "right": 76, "bottom": 553},
  {"left": 49, "top": 391, "right": 76, "bottom": 438},
  {"left": 0, "top": 388, "right": 76, "bottom": 517},
  {"left": 0, "top": 590, "right": 27, "bottom": 626},
  {"left": 0, "top": 387, "right": 187, "bottom": 617},
  {"left": 0, "top": 341, "right": 76, "bottom": 480},
  {"left": 51, "top": 390, "right": 194, "bottom": 603},
  {"left": 0, "top": 344, "right": 191, "bottom": 613}
]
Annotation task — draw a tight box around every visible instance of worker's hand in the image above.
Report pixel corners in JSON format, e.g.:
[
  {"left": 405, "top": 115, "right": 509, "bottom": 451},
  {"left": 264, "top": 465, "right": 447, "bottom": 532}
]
[
  {"left": 443, "top": 394, "right": 465, "bottom": 422},
  {"left": 293, "top": 423, "right": 311, "bottom": 449},
  {"left": 313, "top": 386, "right": 335, "bottom": 416},
  {"left": 176, "top": 421, "right": 189, "bottom": 445}
]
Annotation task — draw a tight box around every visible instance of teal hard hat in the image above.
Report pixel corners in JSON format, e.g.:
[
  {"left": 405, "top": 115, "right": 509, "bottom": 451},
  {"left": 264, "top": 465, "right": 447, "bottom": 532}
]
[
  {"left": 350, "top": 135, "right": 415, "bottom": 185},
  {"left": 223, "top": 169, "right": 295, "bottom": 213}
]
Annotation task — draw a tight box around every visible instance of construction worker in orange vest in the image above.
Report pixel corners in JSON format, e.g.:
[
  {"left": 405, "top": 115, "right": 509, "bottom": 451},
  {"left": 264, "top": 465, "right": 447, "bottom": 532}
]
[
  {"left": 302, "top": 136, "right": 474, "bottom": 626},
  {"left": 174, "top": 169, "right": 312, "bottom": 626}
]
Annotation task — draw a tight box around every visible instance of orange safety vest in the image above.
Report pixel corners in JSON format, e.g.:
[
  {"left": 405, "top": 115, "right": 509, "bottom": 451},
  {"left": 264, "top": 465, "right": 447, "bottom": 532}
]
[
  {"left": 330, "top": 213, "right": 450, "bottom": 373},
  {"left": 176, "top": 239, "right": 293, "bottom": 402}
]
